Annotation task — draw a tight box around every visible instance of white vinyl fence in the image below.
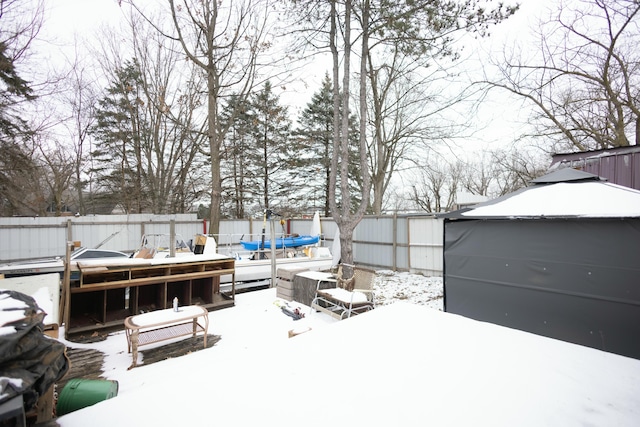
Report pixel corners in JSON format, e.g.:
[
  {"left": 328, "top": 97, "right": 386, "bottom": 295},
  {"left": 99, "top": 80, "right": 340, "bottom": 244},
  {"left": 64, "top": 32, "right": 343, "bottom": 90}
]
[{"left": 0, "top": 213, "right": 443, "bottom": 275}]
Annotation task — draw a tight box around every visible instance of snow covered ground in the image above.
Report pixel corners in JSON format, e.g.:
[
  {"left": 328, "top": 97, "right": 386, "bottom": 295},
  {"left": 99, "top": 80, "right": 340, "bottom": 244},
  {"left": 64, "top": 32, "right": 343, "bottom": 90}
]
[
  {"left": 4, "top": 270, "right": 640, "bottom": 426},
  {"left": 68, "top": 270, "right": 444, "bottom": 377},
  {"left": 373, "top": 270, "right": 443, "bottom": 310}
]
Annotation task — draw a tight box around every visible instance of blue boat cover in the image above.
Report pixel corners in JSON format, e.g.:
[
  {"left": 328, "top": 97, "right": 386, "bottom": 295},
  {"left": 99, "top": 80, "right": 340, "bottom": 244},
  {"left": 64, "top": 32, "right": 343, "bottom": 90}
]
[{"left": 240, "top": 235, "right": 319, "bottom": 251}]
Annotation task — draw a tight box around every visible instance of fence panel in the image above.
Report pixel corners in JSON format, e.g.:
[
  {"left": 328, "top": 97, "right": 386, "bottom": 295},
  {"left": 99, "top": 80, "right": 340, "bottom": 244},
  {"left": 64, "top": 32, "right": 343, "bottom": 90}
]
[
  {"left": 408, "top": 216, "right": 443, "bottom": 275},
  {"left": 0, "top": 217, "right": 67, "bottom": 261},
  {"left": 1, "top": 214, "right": 444, "bottom": 276}
]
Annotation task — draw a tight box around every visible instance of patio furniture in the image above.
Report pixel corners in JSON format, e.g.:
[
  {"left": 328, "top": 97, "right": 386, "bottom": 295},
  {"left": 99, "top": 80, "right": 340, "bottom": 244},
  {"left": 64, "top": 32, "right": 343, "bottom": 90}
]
[
  {"left": 310, "top": 265, "right": 376, "bottom": 319},
  {"left": 124, "top": 305, "right": 209, "bottom": 368}
]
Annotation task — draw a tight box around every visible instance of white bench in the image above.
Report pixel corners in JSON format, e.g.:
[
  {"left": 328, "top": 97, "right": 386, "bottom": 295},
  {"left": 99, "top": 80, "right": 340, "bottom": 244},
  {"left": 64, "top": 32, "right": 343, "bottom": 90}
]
[{"left": 124, "top": 305, "right": 209, "bottom": 369}]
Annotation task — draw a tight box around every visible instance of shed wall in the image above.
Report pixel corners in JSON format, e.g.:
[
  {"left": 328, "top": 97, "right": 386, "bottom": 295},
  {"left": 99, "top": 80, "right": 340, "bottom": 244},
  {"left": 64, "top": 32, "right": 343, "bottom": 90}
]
[
  {"left": 552, "top": 148, "right": 640, "bottom": 190},
  {"left": 444, "top": 218, "right": 640, "bottom": 359}
]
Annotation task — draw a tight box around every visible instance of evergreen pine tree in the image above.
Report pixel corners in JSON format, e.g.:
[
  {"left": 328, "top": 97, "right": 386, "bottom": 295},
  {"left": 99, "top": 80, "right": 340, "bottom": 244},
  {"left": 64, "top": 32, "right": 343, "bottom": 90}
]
[
  {"left": 294, "top": 73, "right": 361, "bottom": 216},
  {"left": 90, "top": 59, "right": 148, "bottom": 214},
  {"left": 0, "top": 41, "right": 35, "bottom": 138},
  {"left": 220, "top": 94, "right": 255, "bottom": 218},
  {"left": 248, "top": 81, "right": 293, "bottom": 214},
  {"left": 0, "top": 41, "right": 39, "bottom": 215}
]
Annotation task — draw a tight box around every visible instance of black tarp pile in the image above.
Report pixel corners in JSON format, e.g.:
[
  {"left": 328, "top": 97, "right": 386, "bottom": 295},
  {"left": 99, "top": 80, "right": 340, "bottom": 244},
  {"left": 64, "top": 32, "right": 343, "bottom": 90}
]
[{"left": 0, "top": 290, "right": 69, "bottom": 411}]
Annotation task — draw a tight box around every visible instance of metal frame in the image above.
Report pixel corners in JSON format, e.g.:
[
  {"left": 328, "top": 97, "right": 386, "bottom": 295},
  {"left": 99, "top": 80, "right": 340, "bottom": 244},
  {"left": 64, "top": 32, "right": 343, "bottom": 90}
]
[{"left": 310, "top": 265, "right": 376, "bottom": 319}]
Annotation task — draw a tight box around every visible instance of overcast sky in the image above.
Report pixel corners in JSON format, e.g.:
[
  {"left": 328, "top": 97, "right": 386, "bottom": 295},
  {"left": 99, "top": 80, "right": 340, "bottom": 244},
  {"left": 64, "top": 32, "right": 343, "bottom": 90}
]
[{"left": 36, "top": 0, "right": 559, "bottom": 158}]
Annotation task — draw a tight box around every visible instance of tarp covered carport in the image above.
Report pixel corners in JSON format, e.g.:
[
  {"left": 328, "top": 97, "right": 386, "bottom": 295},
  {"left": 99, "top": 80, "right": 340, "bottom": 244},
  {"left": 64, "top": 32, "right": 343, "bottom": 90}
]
[{"left": 442, "top": 168, "right": 640, "bottom": 359}]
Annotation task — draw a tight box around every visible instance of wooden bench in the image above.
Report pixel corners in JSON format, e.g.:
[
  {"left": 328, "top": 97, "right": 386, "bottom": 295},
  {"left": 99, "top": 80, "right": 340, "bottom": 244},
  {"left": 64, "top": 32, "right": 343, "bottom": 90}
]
[{"left": 124, "top": 305, "right": 209, "bottom": 369}]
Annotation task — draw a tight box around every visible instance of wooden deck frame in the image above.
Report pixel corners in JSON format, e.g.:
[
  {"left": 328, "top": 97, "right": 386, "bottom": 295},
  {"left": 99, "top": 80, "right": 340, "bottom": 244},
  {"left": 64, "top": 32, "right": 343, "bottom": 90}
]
[{"left": 66, "top": 257, "right": 234, "bottom": 336}]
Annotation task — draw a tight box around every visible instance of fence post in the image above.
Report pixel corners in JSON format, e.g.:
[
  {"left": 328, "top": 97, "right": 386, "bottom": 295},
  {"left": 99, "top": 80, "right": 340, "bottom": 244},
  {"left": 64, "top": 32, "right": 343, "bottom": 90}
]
[
  {"left": 170, "top": 220, "right": 176, "bottom": 257},
  {"left": 66, "top": 219, "right": 72, "bottom": 245},
  {"left": 407, "top": 216, "right": 412, "bottom": 271},
  {"left": 393, "top": 212, "right": 398, "bottom": 271}
]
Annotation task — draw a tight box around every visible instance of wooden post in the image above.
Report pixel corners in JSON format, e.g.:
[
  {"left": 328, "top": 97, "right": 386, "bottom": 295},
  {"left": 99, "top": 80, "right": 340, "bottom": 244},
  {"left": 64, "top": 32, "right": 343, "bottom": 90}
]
[
  {"left": 66, "top": 219, "right": 72, "bottom": 243},
  {"left": 60, "top": 241, "right": 73, "bottom": 340}
]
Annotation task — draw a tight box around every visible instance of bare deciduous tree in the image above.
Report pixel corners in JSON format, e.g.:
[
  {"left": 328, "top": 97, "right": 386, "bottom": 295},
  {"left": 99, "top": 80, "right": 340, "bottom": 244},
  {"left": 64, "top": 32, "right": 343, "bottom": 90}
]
[
  {"left": 407, "top": 146, "right": 549, "bottom": 213},
  {"left": 490, "top": 148, "right": 549, "bottom": 196},
  {"left": 327, "top": 0, "right": 372, "bottom": 270},
  {"left": 50, "top": 54, "right": 100, "bottom": 215},
  {"left": 410, "top": 158, "right": 462, "bottom": 213},
  {"left": 291, "top": 0, "right": 517, "bottom": 269},
  {"left": 364, "top": 1, "right": 519, "bottom": 215},
  {"left": 158, "top": 0, "right": 279, "bottom": 234},
  {"left": 90, "top": 11, "right": 209, "bottom": 214},
  {"left": 484, "top": 0, "right": 640, "bottom": 152},
  {"left": 460, "top": 151, "right": 497, "bottom": 197},
  {"left": 36, "top": 138, "right": 76, "bottom": 215}
]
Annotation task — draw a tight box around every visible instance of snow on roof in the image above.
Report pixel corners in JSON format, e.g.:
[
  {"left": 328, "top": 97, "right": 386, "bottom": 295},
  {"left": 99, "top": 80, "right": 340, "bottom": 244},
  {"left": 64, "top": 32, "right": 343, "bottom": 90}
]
[
  {"left": 457, "top": 168, "right": 640, "bottom": 218},
  {"left": 462, "top": 181, "right": 640, "bottom": 218},
  {"left": 456, "top": 191, "right": 489, "bottom": 205}
]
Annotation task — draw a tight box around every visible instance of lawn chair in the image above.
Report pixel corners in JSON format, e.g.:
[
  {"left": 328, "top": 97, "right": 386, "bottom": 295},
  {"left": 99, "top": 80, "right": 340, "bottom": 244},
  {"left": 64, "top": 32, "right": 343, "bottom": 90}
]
[{"left": 310, "top": 264, "right": 376, "bottom": 319}]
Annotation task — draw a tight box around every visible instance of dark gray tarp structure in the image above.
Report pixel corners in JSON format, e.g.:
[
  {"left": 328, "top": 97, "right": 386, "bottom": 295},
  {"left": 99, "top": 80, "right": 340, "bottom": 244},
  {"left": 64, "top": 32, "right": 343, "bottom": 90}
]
[{"left": 442, "top": 169, "right": 640, "bottom": 359}]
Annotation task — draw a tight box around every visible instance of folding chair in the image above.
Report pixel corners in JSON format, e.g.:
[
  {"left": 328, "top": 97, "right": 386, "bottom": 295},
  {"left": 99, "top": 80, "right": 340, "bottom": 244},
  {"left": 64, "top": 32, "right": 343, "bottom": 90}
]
[{"left": 310, "top": 265, "right": 376, "bottom": 319}]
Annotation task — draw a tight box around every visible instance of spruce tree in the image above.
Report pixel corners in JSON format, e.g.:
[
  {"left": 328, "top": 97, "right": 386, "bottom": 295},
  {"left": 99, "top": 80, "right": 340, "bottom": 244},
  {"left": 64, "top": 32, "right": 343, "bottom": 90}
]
[
  {"left": 0, "top": 41, "right": 38, "bottom": 215},
  {"left": 248, "top": 81, "right": 293, "bottom": 215},
  {"left": 0, "top": 41, "right": 35, "bottom": 138},
  {"left": 294, "top": 73, "right": 361, "bottom": 216},
  {"left": 90, "top": 59, "right": 148, "bottom": 214},
  {"left": 220, "top": 94, "right": 255, "bottom": 218}
]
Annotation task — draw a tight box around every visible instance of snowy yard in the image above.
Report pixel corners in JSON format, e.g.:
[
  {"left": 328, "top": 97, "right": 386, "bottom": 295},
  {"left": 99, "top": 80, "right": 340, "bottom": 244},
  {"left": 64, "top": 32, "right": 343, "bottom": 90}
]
[
  {"left": 51, "top": 270, "right": 640, "bottom": 426},
  {"left": 3, "top": 270, "right": 640, "bottom": 426},
  {"left": 374, "top": 270, "right": 443, "bottom": 310}
]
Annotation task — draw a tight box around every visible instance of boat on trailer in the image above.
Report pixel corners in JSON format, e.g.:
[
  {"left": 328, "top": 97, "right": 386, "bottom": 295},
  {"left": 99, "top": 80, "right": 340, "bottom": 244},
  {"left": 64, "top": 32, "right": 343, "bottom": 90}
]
[
  {"left": 0, "top": 247, "right": 130, "bottom": 279},
  {"left": 132, "top": 233, "right": 195, "bottom": 259},
  {"left": 195, "top": 233, "right": 333, "bottom": 291},
  {"left": 130, "top": 213, "right": 334, "bottom": 291}
]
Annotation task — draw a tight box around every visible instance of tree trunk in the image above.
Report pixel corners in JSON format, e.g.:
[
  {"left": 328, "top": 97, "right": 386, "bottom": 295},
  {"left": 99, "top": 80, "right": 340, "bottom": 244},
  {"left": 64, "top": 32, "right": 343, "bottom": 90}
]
[
  {"left": 208, "top": 68, "right": 222, "bottom": 236},
  {"left": 328, "top": 0, "right": 372, "bottom": 271}
]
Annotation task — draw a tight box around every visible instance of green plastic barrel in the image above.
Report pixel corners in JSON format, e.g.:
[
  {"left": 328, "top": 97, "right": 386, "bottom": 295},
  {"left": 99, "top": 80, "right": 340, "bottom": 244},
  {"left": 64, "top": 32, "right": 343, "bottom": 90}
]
[{"left": 56, "top": 378, "right": 119, "bottom": 416}]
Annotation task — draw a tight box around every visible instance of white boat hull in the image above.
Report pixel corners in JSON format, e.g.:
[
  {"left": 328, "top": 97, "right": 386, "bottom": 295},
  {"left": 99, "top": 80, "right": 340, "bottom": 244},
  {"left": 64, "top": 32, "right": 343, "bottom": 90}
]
[
  {"left": 221, "top": 256, "right": 333, "bottom": 286},
  {"left": 0, "top": 260, "right": 64, "bottom": 277}
]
